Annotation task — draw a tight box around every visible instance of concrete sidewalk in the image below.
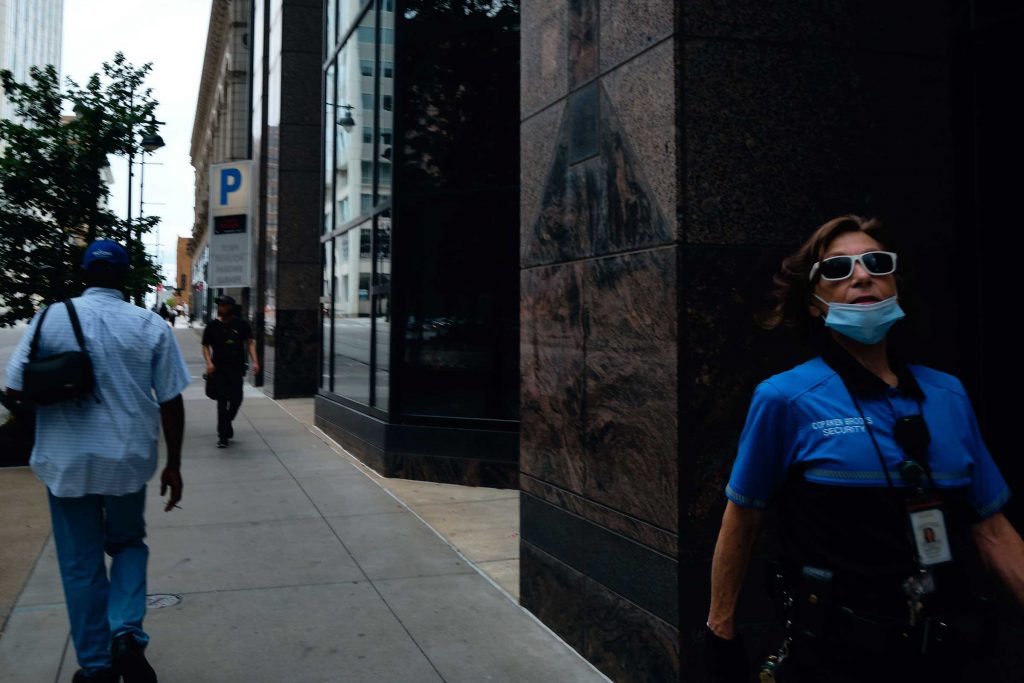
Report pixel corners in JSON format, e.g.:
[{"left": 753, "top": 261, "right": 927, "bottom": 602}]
[{"left": 0, "top": 329, "right": 605, "bottom": 683}]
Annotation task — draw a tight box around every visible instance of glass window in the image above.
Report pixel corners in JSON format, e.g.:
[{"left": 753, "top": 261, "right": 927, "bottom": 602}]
[
  {"left": 326, "top": 0, "right": 337, "bottom": 56},
  {"left": 383, "top": 61, "right": 393, "bottom": 78},
  {"left": 323, "top": 65, "right": 336, "bottom": 234},
  {"left": 395, "top": 1, "right": 521, "bottom": 419},
  {"left": 360, "top": 59, "right": 373, "bottom": 76},
  {"left": 382, "top": 27, "right": 393, "bottom": 44},
  {"left": 337, "top": 0, "right": 364, "bottom": 42},
  {"left": 361, "top": 193, "right": 373, "bottom": 214},
  {"left": 373, "top": 210, "right": 391, "bottom": 409},
  {"left": 332, "top": 227, "right": 371, "bottom": 405},
  {"left": 358, "top": 26, "right": 374, "bottom": 42},
  {"left": 361, "top": 161, "right": 372, "bottom": 184},
  {"left": 333, "top": 49, "right": 354, "bottom": 232},
  {"left": 321, "top": 241, "right": 333, "bottom": 389},
  {"left": 376, "top": 14, "right": 394, "bottom": 205},
  {"left": 334, "top": 9, "right": 376, "bottom": 224},
  {"left": 360, "top": 228, "right": 372, "bottom": 257}
]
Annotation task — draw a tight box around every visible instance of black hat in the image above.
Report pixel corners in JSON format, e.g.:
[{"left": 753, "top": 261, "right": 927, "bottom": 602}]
[{"left": 215, "top": 295, "right": 237, "bottom": 306}]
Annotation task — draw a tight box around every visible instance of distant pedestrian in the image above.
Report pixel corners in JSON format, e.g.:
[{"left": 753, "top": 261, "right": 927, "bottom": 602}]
[
  {"left": 202, "top": 295, "right": 259, "bottom": 448},
  {"left": 157, "top": 302, "right": 169, "bottom": 323},
  {"left": 4, "top": 240, "right": 190, "bottom": 683}
]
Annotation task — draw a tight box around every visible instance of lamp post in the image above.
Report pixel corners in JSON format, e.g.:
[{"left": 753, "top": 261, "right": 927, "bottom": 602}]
[
  {"left": 126, "top": 128, "right": 164, "bottom": 305},
  {"left": 337, "top": 103, "right": 356, "bottom": 132},
  {"left": 138, "top": 133, "right": 164, "bottom": 309},
  {"left": 139, "top": 133, "right": 165, "bottom": 220}
]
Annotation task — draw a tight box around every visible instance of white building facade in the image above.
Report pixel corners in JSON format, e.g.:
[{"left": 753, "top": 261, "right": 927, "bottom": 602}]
[{"left": 0, "top": 0, "right": 63, "bottom": 122}]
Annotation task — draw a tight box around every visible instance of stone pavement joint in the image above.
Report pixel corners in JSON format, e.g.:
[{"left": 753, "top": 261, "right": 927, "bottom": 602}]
[{"left": 0, "top": 328, "right": 608, "bottom": 683}]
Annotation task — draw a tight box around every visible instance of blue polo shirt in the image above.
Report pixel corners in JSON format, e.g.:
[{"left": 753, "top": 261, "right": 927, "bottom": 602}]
[{"left": 726, "top": 354, "right": 1009, "bottom": 520}]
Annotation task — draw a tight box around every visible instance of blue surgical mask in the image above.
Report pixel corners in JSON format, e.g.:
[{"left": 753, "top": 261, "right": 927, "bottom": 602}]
[{"left": 814, "top": 294, "right": 905, "bottom": 345}]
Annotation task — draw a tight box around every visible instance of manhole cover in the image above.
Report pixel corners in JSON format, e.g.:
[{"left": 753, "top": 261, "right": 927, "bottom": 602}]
[{"left": 146, "top": 594, "right": 182, "bottom": 609}]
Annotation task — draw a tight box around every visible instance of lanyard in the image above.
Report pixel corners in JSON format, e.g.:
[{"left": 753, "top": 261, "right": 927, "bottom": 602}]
[{"left": 844, "top": 387, "right": 932, "bottom": 492}]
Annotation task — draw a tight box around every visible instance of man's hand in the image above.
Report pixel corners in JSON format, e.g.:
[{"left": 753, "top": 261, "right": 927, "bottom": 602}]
[
  {"left": 160, "top": 466, "right": 183, "bottom": 512},
  {"left": 206, "top": 362, "right": 215, "bottom": 375},
  {"left": 250, "top": 361, "right": 260, "bottom": 375}
]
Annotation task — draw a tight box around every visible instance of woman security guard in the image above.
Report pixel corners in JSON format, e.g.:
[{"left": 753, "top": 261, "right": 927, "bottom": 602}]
[{"left": 704, "top": 215, "right": 1024, "bottom": 682}]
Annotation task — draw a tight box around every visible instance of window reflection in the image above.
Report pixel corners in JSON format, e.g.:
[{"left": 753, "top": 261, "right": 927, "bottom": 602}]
[
  {"left": 374, "top": 210, "right": 391, "bottom": 408},
  {"left": 395, "top": 0, "right": 520, "bottom": 419},
  {"left": 322, "top": 242, "right": 333, "bottom": 389},
  {"left": 376, "top": 2, "right": 394, "bottom": 205},
  {"left": 334, "top": 8, "right": 376, "bottom": 227},
  {"left": 326, "top": 0, "right": 337, "bottom": 56},
  {"left": 332, "top": 225, "right": 372, "bottom": 404},
  {"left": 323, "top": 64, "right": 336, "bottom": 234},
  {"left": 338, "top": 0, "right": 365, "bottom": 44}
]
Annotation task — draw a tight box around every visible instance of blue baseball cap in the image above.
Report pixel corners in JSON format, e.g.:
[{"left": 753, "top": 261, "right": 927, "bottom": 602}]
[{"left": 82, "top": 240, "right": 130, "bottom": 272}]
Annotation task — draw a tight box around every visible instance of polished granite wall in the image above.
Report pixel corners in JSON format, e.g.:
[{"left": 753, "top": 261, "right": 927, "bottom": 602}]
[
  {"left": 520, "top": 2, "right": 958, "bottom": 681},
  {"left": 259, "top": 0, "right": 323, "bottom": 399},
  {"left": 520, "top": 0, "right": 680, "bottom": 680}
]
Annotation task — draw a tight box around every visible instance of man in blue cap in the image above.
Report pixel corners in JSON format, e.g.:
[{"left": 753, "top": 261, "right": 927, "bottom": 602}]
[{"left": 4, "top": 239, "right": 190, "bottom": 683}]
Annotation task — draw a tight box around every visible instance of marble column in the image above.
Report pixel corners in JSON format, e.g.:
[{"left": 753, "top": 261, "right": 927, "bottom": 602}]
[
  {"left": 261, "top": 0, "right": 323, "bottom": 398},
  {"left": 520, "top": 0, "right": 681, "bottom": 680}
]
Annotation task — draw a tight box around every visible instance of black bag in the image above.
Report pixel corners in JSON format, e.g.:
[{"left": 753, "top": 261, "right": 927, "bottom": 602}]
[
  {"left": 21, "top": 300, "right": 97, "bottom": 405},
  {"left": 203, "top": 372, "right": 219, "bottom": 400}
]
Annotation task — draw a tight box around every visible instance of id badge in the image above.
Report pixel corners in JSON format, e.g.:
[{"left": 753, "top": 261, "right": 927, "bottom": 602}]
[{"left": 908, "top": 503, "right": 953, "bottom": 566}]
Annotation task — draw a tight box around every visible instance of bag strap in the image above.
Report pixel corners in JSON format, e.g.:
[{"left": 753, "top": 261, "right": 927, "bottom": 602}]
[
  {"left": 28, "top": 305, "right": 55, "bottom": 362},
  {"left": 63, "top": 299, "right": 88, "bottom": 353}
]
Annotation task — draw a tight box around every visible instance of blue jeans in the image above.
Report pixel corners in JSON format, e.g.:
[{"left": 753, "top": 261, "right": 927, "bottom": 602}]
[{"left": 48, "top": 487, "right": 150, "bottom": 673}]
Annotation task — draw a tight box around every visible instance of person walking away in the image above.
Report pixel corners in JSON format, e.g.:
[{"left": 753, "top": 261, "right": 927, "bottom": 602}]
[
  {"left": 4, "top": 240, "right": 190, "bottom": 683},
  {"left": 202, "top": 295, "right": 259, "bottom": 448}
]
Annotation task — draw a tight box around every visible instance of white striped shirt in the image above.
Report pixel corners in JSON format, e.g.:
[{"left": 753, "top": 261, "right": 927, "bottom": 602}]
[{"left": 4, "top": 288, "right": 190, "bottom": 497}]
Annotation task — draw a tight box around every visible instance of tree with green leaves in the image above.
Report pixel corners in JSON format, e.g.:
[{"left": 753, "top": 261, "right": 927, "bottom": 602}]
[{"left": 0, "top": 52, "right": 162, "bottom": 326}]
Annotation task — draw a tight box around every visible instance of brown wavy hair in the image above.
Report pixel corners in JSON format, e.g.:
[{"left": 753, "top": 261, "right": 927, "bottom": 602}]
[{"left": 759, "top": 215, "right": 896, "bottom": 338}]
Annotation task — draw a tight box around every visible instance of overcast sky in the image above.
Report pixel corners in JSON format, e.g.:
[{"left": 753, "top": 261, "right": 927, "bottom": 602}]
[{"left": 63, "top": 0, "right": 211, "bottom": 284}]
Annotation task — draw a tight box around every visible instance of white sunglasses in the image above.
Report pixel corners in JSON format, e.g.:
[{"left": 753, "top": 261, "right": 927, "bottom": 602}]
[{"left": 809, "top": 251, "right": 898, "bottom": 281}]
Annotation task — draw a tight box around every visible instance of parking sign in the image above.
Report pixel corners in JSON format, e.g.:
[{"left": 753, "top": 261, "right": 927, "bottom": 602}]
[{"left": 208, "top": 161, "right": 253, "bottom": 287}]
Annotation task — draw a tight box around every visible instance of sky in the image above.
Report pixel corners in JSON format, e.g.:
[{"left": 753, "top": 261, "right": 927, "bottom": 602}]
[{"left": 62, "top": 0, "right": 211, "bottom": 286}]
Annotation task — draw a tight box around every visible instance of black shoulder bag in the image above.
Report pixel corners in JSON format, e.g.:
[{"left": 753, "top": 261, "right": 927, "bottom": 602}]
[{"left": 21, "top": 300, "right": 97, "bottom": 405}]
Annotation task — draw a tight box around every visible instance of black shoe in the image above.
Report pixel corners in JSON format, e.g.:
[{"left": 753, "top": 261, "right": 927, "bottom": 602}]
[
  {"left": 73, "top": 668, "right": 117, "bottom": 682},
  {"left": 217, "top": 439, "right": 228, "bottom": 448},
  {"left": 111, "top": 633, "right": 157, "bottom": 683}
]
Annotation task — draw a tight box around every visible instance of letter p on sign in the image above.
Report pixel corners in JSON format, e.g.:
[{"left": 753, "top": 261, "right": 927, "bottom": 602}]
[{"left": 220, "top": 168, "right": 242, "bottom": 205}]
